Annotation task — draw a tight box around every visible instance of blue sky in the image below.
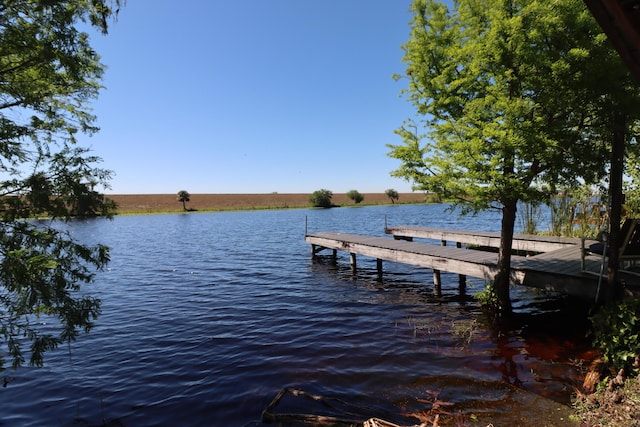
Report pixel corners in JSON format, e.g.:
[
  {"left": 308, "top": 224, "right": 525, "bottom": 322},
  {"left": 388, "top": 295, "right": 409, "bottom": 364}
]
[{"left": 83, "top": 1, "right": 418, "bottom": 194}]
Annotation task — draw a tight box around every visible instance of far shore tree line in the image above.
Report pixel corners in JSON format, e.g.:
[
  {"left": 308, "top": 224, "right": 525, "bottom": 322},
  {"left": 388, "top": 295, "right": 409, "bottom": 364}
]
[
  {"left": 308, "top": 188, "right": 402, "bottom": 208},
  {"left": 306, "top": 189, "right": 400, "bottom": 206},
  {"left": 173, "top": 189, "right": 404, "bottom": 210}
]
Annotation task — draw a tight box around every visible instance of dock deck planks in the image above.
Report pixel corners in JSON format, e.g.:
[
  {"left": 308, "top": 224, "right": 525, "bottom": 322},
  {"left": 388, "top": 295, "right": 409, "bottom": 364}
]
[
  {"left": 304, "top": 230, "right": 623, "bottom": 300},
  {"left": 385, "top": 225, "right": 584, "bottom": 253}
]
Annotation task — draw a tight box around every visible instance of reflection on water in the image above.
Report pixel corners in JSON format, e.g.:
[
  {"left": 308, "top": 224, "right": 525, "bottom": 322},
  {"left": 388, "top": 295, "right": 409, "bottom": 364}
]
[{"left": 2, "top": 205, "right": 591, "bottom": 426}]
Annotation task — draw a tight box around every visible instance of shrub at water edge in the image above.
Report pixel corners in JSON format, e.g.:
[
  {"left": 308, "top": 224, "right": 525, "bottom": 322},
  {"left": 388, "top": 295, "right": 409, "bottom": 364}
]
[{"left": 309, "top": 189, "right": 333, "bottom": 208}]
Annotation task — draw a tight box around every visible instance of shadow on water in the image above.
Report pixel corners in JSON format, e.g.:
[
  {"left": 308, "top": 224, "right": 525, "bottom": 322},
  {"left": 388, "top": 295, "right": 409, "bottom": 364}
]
[{"left": 297, "top": 255, "right": 593, "bottom": 426}]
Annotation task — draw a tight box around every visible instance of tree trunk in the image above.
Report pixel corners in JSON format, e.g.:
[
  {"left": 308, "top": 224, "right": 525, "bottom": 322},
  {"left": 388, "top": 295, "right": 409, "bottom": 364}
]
[
  {"left": 605, "top": 111, "right": 626, "bottom": 302},
  {"left": 494, "top": 199, "right": 517, "bottom": 314}
]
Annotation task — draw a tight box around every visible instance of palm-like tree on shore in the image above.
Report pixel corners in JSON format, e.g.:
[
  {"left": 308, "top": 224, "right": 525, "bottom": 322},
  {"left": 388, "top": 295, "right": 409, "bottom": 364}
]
[
  {"left": 385, "top": 189, "right": 399, "bottom": 204},
  {"left": 177, "top": 190, "right": 190, "bottom": 211}
]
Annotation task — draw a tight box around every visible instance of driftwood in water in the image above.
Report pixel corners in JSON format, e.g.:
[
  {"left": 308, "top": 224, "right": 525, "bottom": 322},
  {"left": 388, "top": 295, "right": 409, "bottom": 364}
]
[
  {"left": 363, "top": 418, "right": 406, "bottom": 427},
  {"left": 261, "top": 388, "right": 410, "bottom": 426},
  {"left": 261, "top": 388, "right": 363, "bottom": 425}
]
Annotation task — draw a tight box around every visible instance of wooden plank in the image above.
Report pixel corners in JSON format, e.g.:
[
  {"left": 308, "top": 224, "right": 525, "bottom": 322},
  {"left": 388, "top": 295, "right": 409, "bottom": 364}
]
[
  {"left": 511, "top": 246, "right": 601, "bottom": 298},
  {"left": 385, "top": 226, "right": 588, "bottom": 253}
]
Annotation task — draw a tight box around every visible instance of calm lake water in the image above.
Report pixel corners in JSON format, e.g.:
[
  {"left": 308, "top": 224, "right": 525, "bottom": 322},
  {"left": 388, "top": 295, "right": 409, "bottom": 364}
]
[{"left": 2, "top": 204, "right": 594, "bottom": 426}]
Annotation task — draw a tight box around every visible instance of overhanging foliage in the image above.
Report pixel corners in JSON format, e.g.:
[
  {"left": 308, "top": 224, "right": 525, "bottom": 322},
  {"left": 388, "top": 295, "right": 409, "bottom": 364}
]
[{"left": 0, "top": 1, "right": 121, "bottom": 370}]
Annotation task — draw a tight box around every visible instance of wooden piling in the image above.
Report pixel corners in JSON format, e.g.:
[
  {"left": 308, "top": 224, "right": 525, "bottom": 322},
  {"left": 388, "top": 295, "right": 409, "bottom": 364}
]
[
  {"left": 457, "top": 241, "right": 467, "bottom": 293},
  {"left": 433, "top": 269, "right": 442, "bottom": 297}
]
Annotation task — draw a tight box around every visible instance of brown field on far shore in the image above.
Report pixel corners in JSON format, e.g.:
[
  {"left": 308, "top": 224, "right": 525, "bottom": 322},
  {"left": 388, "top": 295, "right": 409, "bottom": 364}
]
[{"left": 107, "top": 193, "right": 428, "bottom": 214}]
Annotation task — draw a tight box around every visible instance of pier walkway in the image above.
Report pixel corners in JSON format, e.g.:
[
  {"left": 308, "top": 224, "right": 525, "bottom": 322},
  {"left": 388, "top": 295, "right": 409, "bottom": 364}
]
[
  {"left": 385, "top": 225, "right": 582, "bottom": 253},
  {"left": 304, "top": 228, "right": 635, "bottom": 301}
]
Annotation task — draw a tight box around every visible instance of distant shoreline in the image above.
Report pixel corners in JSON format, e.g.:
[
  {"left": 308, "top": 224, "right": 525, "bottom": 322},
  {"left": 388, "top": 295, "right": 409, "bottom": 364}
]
[{"left": 106, "top": 193, "right": 428, "bottom": 214}]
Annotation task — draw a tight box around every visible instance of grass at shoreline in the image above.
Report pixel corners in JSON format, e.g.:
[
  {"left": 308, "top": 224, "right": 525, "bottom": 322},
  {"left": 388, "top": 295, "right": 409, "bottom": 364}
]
[{"left": 107, "top": 193, "right": 429, "bottom": 215}]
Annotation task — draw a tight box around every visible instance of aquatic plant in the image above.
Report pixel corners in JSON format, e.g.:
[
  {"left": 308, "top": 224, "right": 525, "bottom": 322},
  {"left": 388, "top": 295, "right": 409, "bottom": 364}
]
[
  {"left": 518, "top": 201, "right": 543, "bottom": 235},
  {"left": 450, "top": 319, "right": 478, "bottom": 348},
  {"left": 473, "top": 283, "right": 502, "bottom": 313}
]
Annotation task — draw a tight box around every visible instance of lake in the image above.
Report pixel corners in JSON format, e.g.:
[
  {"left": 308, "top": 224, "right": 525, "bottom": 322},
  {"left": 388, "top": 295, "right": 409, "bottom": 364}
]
[{"left": 2, "top": 204, "right": 593, "bottom": 426}]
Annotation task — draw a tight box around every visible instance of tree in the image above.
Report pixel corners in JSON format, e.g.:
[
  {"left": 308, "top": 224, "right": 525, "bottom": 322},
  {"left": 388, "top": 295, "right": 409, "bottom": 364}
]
[
  {"left": 385, "top": 189, "right": 400, "bottom": 204},
  {"left": 309, "top": 189, "right": 333, "bottom": 208},
  {"left": 0, "top": 1, "right": 121, "bottom": 370},
  {"left": 388, "top": 0, "right": 640, "bottom": 312},
  {"left": 346, "top": 189, "right": 364, "bottom": 204},
  {"left": 177, "top": 190, "right": 191, "bottom": 211}
]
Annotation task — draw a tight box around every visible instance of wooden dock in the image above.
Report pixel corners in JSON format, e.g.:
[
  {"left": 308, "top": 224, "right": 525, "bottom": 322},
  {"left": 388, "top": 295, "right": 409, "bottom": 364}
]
[
  {"left": 304, "top": 228, "right": 634, "bottom": 301},
  {"left": 385, "top": 225, "right": 582, "bottom": 253}
]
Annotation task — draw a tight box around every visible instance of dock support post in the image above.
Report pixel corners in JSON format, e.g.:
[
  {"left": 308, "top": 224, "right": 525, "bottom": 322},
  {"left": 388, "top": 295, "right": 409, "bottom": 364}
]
[
  {"left": 433, "top": 270, "right": 442, "bottom": 297},
  {"left": 433, "top": 240, "right": 445, "bottom": 296},
  {"left": 350, "top": 253, "right": 357, "bottom": 272},
  {"left": 456, "top": 242, "right": 467, "bottom": 294},
  {"left": 376, "top": 258, "right": 383, "bottom": 280},
  {"left": 458, "top": 274, "right": 467, "bottom": 295},
  {"left": 311, "top": 244, "right": 317, "bottom": 259}
]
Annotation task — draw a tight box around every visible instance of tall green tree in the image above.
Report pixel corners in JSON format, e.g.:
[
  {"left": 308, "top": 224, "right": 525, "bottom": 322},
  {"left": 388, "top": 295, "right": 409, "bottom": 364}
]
[
  {"left": 388, "top": 0, "right": 640, "bottom": 312},
  {"left": 0, "top": 1, "right": 121, "bottom": 371}
]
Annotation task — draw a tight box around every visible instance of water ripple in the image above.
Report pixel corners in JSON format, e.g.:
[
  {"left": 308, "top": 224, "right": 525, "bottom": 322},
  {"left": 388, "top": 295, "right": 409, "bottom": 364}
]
[{"left": 1, "top": 206, "right": 592, "bottom": 426}]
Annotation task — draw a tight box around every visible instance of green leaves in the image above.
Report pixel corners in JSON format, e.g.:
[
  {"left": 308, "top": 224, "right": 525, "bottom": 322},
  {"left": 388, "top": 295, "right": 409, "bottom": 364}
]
[
  {"left": 177, "top": 190, "right": 191, "bottom": 211},
  {"left": 591, "top": 298, "right": 640, "bottom": 375},
  {"left": 346, "top": 190, "right": 364, "bottom": 204},
  {"left": 389, "top": 0, "right": 640, "bottom": 312},
  {"left": 385, "top": 188, "right": 399, "bottom": 203},
  {"left": 0, "top": 1, "right": 120, "bottom": 371},
  {"left": 389, "top": 0, "right": 639, "bottom": 213},
  {"left": 309, "top": 189, "right": 334, "bottom": 208},
  {"left": 0, "top": 221, "right": 108, "bottom": 368}
]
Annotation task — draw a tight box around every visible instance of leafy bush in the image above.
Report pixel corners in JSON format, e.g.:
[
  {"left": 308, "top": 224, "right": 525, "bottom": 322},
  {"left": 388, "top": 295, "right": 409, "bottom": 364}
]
[
  {"left": 309, "top": 189, "right": 333, "bottom": 208},
  {"left": 346, "top": 189, "right": 364, "bottom": 204},
  {"left": 590, "top": 298, "right": 640, "bottom": 375}
]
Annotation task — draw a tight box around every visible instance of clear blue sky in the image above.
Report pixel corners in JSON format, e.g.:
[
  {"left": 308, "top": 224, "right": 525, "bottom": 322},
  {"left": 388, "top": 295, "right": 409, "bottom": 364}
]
[{"left": 83, "top": 1, "right": 418, "bottom": 194}]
